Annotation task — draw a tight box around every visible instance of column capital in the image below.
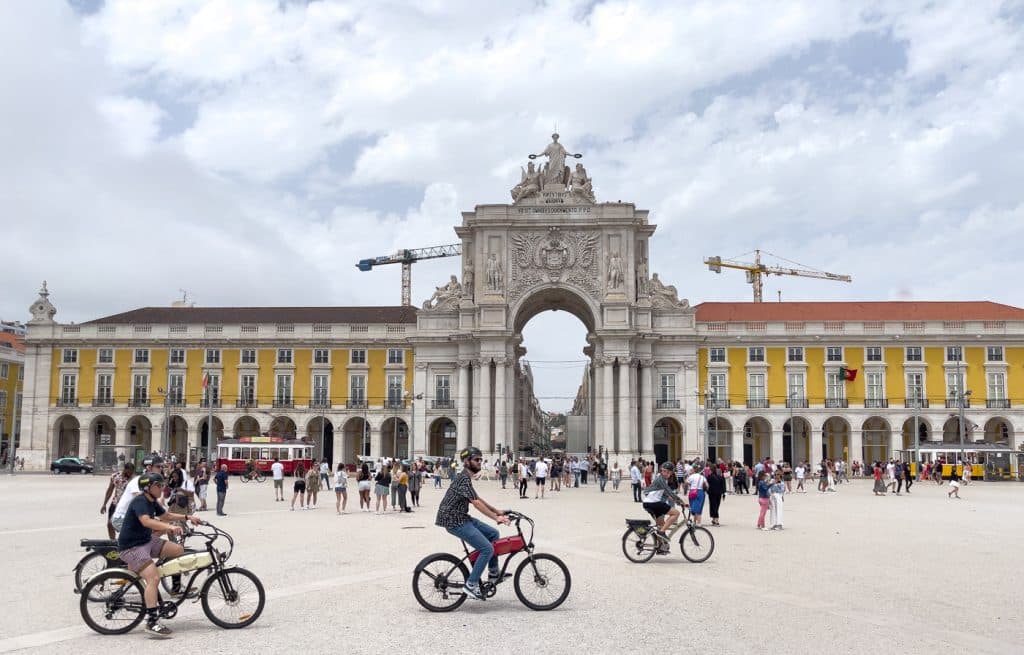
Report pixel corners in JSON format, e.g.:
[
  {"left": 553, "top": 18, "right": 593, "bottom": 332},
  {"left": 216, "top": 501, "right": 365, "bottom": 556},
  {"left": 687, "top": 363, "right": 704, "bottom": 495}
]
[
  {"left": 638, "top": 358, "right": 655, "bottom": 368},
  {"left": 414, "top": 361, "right": 429, "bottom": 371},
  {"left": 458, "top": 359, "right": 473, "bottom": 369}
]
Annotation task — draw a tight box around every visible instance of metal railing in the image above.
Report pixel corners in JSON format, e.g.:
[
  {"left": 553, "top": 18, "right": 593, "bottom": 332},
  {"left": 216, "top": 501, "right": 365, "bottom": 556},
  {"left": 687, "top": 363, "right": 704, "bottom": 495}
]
[
  {"left": 431, "top": 399, "right": 454, "bottom": 409},
  {"left": 235, "top": 399, "right": 258, "bottom": 409},
  {"left": 57, "top": 398, "right": 79, "bottom": 408},
  {"left": 272, "top": 400, "right": 294, "bottom": 409},
  {"left": 987, "top": 398, "right": 1010, "bottom": 409},
  {"left": 128, "top": 398, "right": 150, "bottom": 408},
  {"left": 165, "top": 399, "right": 185, "bottom": 407},
  {"left": 825, "top": 398, "right": 848, "bottom": 409},
  {"left": 864, "top": 398, "right": 888, "bottom": 409},
  {"left": 91, "top": 399, "right": 113, "bottom": 407},
  {"left": 385, "top": 399, "right": 407, "bottom": 409},
  {"left": 309, "top": 399, "right": 332, "bottom": 409},
  {"left": 655, "top": 399, "right": 680, "bottom": 409},
  {"left": 200, "top": 399, "right": 222, "bottom": 408},
  {"left": 746, "top": 399, "right": 770, "bottom": 409},
  {"left": 346, "top": 399, "right": 367, "bottom": 409},
  {"left": 707, "top": 398, "right": 731, "bottom": 410},
  {"left": 786, "top": 397, "right": 808, "bottom": 409},
  {"left": 945, "top": 397, "right": 970, "bottom": 409},
  {"left": 904, "top": 399, "right": 929, "bottom": 409}
]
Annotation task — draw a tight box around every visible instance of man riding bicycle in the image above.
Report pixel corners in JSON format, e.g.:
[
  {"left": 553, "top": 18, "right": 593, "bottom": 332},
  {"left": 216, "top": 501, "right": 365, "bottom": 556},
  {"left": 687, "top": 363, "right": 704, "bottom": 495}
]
[
  {"left": 117, "top": 472, "right": 203, "bottom": 637},
  {"left": 641, "top": 462, "right": 686, "bottom": 550},
  {"left": 435, "top": 447, "right": 510, "bottom": 601}
]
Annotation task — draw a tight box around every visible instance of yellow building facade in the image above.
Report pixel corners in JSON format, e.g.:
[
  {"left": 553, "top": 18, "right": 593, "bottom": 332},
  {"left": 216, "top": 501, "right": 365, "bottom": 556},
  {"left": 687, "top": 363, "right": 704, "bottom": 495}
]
[{"left": 0, "top": 331, "right": 25, "bottom": 464}]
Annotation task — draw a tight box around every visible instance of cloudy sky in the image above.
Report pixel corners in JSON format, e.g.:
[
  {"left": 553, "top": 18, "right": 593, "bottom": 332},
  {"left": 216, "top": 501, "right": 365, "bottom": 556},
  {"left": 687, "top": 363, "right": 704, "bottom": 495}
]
[{"left": 4, "top": 1, "right": 1024, "bottom": 411}]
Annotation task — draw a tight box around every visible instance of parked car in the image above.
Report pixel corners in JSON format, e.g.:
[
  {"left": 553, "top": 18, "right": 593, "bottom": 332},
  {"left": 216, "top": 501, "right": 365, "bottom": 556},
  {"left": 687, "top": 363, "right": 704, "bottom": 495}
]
[{"left": 50, "top": 457, "right": 94, "bottom": 474}]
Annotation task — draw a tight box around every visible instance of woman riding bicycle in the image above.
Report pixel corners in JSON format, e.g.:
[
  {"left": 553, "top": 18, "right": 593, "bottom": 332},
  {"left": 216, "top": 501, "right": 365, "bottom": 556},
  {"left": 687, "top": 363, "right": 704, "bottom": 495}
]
[{"left": 641, "top": 462, "right": 686, "bottom": 542}]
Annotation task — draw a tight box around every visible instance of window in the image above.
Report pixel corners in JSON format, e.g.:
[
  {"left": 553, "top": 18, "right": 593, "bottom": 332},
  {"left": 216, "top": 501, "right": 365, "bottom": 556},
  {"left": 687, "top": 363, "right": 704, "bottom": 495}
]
[
  {"left": 788, "top": 373, "right": 805, "bottom": 400},
  {"left": 241, "top": 349, "right": 257, "bottom": 365},
  {"left": 277, "top": 349, "right": 293, "bottom": 364},
  {"left": 747, "top": 347, "right": 764, "bottom": 362},
  {"left": 907, "top": 373, "right": 924, "bottom": 404},
  {"left": 98, "top": 348, "right": 114, "bottom": 364},
  {"left": 905, "top": 346, "right": 922, "bottom": 362},
  {"left": 435, "top": 374, "right": 451, "bottom": 403},
  {"left": 166, "top": 348, "right": 183, "bottom": 365},
  {"left": 0, "top": 391, "right": 6, "bottom": 409},
  {"left": 987, "top": 346, "right": 1004, "bottom": 362},
  {"left": 787, "top": 347, "right": 804, "bottom": 362},
  {"left": 313, "top": 374, "right": 329, "bottom": 405},
  {"left": 207, "top": 374, "right": 221, "bottom": 404},
  {"left": 388, "top": 349, "right": 404, "bottom": 364},
  {"left": 946, "top": 346, "right": 962, "bottom": 362},
  {"left": 62, "top": 348, "right": 78, "bottom": 364},
  {"left": 275, "top": 374, "right": 292, "bottom": 404},
  {"left": 17, "top": 366, "right": 23, "bottom": 381},
  {"left": 61, "top": 374, "right": 77, "bottom": 404},
  {"left": 96, "top": 374, "right": 112, "bottom": 405},
  {"left": 709, "top": 373, "right": 726, "bottom": 405},
  {"left": 826, "top": 372, "right": 844, "bottom": 400},
  {"left": 132, "top": 374, "right": 148, "bottom": 402},
  {"left": 351, "top": 349, "right": 367, "bottom": 364},
  {"left": 350, "top": 375, "right": 366, "bottom": 404},
  {"left": 168, "top": 374, "right": 184, "bottom": 405},
  {"left": 314, "top": 349, "right": 330, "bottom": 364},
  {"left": 240, "top": 374, "right": 256, "bottom": 405},
  {"left": 0, "top": 363, "right": 6, "bottom": 379},
  {"left": 748, "top": 373, "right": 766, "bottom": 401},
  {"left": 709, "top": 348, "right": 726, "bottom": 363},
  {"left": 988, "top": 372, "right": 1006, "bottom": 400},
  {"left": 826, "top": 347, "right": 843, "bottom": 362},
  {"left": 205, "top": 349, "right": 220, "bottom": 364},
  {"left": 660, "top": 374, "right": 676, "bottom": 401},
  {"left": 946, "top": 371, "right": 964, "bottom": 398},
  {"left": 866, "top": 372, "right": 884, "bottom": 400},
  {"left": 134, "top": 349, "right": 149, "bottom": 364},
  {"left": 865, "top": 347, "right": 883, "bottom": 362},
  {"left": 387, "top": 374, "right": 404, "bottom": 405}
]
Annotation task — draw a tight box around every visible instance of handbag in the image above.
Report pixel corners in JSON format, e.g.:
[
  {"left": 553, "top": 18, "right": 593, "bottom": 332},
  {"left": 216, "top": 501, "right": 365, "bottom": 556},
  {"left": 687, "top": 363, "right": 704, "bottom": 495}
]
[{"left": 688, "top": 488, "right": 698, "bottom": 501}]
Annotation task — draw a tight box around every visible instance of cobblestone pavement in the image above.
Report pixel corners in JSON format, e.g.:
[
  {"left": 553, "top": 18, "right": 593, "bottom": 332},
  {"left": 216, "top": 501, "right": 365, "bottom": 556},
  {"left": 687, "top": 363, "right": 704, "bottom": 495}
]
[{"left": 0, "top": 472, "right": 1020, "bottom": 654}]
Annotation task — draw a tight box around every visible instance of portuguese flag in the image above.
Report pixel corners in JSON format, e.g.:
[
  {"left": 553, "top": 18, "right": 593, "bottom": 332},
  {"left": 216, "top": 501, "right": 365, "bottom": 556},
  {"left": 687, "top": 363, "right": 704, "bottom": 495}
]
[{"left": 838, "top": 366, "right": 857, "bottom": 382}]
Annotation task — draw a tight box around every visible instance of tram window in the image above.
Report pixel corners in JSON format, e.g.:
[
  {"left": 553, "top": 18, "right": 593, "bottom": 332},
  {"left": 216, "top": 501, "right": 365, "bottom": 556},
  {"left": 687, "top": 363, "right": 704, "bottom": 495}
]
[
  {"left": 232, "top": 448, "right": 242, "bottom": 459},
  {"left": 261, "top": 448, "right": 270, "bottom": 459}
]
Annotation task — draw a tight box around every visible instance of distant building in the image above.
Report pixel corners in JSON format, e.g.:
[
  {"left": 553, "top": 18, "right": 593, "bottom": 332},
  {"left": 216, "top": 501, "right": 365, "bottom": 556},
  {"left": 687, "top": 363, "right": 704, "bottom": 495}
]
[{"left": 0, "top": 331, "right": 25, "bottom": 463}]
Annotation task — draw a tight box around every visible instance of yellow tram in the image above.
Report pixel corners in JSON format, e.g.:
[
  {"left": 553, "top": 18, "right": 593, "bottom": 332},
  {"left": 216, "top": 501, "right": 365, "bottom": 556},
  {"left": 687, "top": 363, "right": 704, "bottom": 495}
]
[{"left": 895, "top": 444, "right": 1019, "bottom": 481}]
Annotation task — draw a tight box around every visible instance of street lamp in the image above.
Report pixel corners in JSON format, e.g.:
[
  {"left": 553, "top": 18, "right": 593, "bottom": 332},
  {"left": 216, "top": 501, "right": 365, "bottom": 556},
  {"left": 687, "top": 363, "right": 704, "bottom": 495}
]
[
  {"left": 789, "top": 391, "right": 796, "bottom": 463},
  {"left": 157, "top": 386, "right": 170, "bottom": 457},
  {"left": 405, "top": 391, "right": 423, "bottom": 461}
]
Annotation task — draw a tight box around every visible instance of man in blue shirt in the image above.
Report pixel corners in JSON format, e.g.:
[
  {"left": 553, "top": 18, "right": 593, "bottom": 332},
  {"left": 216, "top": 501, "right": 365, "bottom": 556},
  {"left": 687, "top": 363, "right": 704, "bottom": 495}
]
[{"left": 214, "top": 464, "right": 229, "bottom": 516}]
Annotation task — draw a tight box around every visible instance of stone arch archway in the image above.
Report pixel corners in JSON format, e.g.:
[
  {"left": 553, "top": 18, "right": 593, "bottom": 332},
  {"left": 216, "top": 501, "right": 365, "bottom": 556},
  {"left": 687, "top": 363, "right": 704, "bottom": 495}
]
[
  {"left": 381, "top": 417, "right": 409, "bottom": 459},
  {"left": 862, "top": 416, "right": 891, "bottom": 463},
  {"left": 53, "top": 415, "right": 80, "bottom": 459},
  {"left": 124, "top": 415, "right": 152, "bottom": 453},
  {"left": 653, "top": 417, "right": 682, "bottom": 463},
  {"left": 822, "top": 416, "right": 850, "bottom": 461},
  {"left": 983, "top": 417, "right": 1012, "bottom": 445},
  {"left": 428, "top": 417, "right": 456, "bottom": 457},
  {"left": 708, "top": 417, "right": 733, "bottom": 463},
  {"left": 167, "top": 415, "right": 189, "bottom": 458},
  {"left": 88, "top": 415, "right": 116, "bottom": 454},
  {"left": 742, "top": 417, "right": 772, "bottom": 466},
  {"left": 233, "top": 416, "right": 261, "bottom": 439},
  {"left": 901, "top": 417, "right": 932, "bottom": 449},
  {"left": 269, "top": 416, "right": 297, "bottom": 439},
  {"left": 306, "top": 417, "right": 334, "bottom": 463},
  {"left": 342, "top": 417, "right": 370, "bottom": 463},
  {"left": 783, "top": 416, "right": 812, "bottom": 464}
]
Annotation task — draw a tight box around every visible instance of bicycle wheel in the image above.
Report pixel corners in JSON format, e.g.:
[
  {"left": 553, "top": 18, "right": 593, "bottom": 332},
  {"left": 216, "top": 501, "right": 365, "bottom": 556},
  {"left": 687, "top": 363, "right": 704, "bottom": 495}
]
[
  {"left": 74, "top": 552, "right": 110, "bottom": 594},
  {"left": 255, "top": 472, "right": 266, "bottom": 483},
  {"left": 241, "top": 473, "right": 250, "bottom": 483},
  {"left": 200, "top": 567, "right": 265, "bottom": 628},
  {"left": 79, "top": 570, "right": 146, "bottom": 635},
  {"left": 513, "top": 553, "right": 571, "bottom": 611},
  {"left": 679, "top": 525, "right": 715, "bottom": 563},
  {"left": 412, "top": 553, "right": 469, "bottom": 612},
  {"left": 621, "top": 527, "right": 656, "bottom": 563}
]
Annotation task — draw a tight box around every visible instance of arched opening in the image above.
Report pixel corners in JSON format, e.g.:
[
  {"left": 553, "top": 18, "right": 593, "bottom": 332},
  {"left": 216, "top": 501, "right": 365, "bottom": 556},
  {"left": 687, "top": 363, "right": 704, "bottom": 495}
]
[
  {"left": 198, "top": 417, "right": 225, "bottom": 460},
  {"left": 307, "top": 417, "right": 334, "bottom": 464},
  {"left": 514, "top": 286, "right": 597, "bottom": 457},
  {"left": 167, "top": 416, "right": 188, "bottom": 459},
  {"left": 342, "top": 417, "right": 370, "bottom": 463},
  {"left": 125, "top": 415, "right": 153, "bottom": 454},
  {"left": 381, "top": 417, "right": 408, "bottom": 459},
  {"left": 233, "top": 416, "right": 260, "bottom": 439},
  {"left": 707, "top": 417, "right": 733, "bottom": 463},
  {"left": 901, "top": 417, "right": 931, "bottom": 449},
  {"left": 653, "top": 417, "right": 683, "bottom": 463},
  {"left": 983, "top": 417, "right": 1012, "bottom": 445},
  {"left": 942, "top": 416, "right": 970, "bottom": 444},
  {"left": 88, "top": 415, "right": 116, "bottom": 462},
  {"left": 428, "top": 417, "right": 457, "bottom": 457},
  {"left": 269, "top": 416, "right": 297, "bottom": 439},
  {"left": 821, "top": 416, "right": 850, "bottom": 462},
  {"left": 783, "top": 416, "right": 812, "bottom": 464},
  {"left": 53, "top": 415, "right": 80, "bottom": 459},
  {"left": 742, "top": 417, "right": 771, "bottom": 466},
  {"left": 861, "top": 417, "right": 891, "bottom": 464}
]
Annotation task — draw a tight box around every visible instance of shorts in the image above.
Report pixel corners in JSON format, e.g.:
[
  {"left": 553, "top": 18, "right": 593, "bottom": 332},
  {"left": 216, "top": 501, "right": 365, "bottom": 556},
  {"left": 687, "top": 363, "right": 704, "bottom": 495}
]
[
  {"left": 358, "top": 480, "right": 371, "bottom": 492},
  {"left": 334, "top": 486, "right": 347, "bottom": 493},
  {"left": 535, "top": 477, "right": 546, "bottom": 486},
  {"left": 197, "top": 485, "right": 208, "bottom": 500},
  {"left": 643, "top": 501, "right": 671, "bottom": 519},
  {"left": 375, "top": 484, "right": 388, "bottom": 497},
  {"left": 107, "top": 505, "right": 116, "bottom": 520},
  {"left": 294, "top": 480, "right": 306, "bottom": 493},
  {"left": 274, "top": 479, "right": 283, "bottom": 489},
  {"left": 119, "top": 536, "right": 165, "bottom": 573}
]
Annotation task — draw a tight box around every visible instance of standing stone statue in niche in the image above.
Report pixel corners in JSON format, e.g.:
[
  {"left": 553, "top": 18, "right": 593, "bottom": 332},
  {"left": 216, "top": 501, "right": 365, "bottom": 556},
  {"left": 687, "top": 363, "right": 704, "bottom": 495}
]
[
  {"left": 528, "top": 133, "right": 582, "bottom": 190},
  {"left": 607, "top": 251, "right": 624, "bottom": 290},
  {"left": 486, "top": 253, "right": 504, "bottom": 292},
  {"left": 462, "top": 254, "right": 475, "bottom": 301},
  {"left": 636, "top": 256, "right": 649, "bottom": 296}
]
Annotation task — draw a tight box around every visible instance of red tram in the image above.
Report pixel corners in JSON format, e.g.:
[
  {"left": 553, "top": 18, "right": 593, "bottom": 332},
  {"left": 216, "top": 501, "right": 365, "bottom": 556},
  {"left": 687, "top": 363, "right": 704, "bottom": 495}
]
[{"left": 215, "top": 437, "right": 314, "bottom": 476}]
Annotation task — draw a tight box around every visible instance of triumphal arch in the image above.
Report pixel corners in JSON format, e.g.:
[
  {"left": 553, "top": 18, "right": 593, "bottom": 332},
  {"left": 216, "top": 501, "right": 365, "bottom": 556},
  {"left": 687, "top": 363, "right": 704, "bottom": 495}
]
[{"left": 412, "top": 134, "right": 698, "bottom": 461}]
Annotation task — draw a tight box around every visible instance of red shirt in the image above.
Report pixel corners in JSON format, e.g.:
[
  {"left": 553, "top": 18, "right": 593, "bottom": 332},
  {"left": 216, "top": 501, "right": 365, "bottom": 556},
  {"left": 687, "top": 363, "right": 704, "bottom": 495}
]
[{"left": 873, "top": 466, "right": 882, "bottom": 481}]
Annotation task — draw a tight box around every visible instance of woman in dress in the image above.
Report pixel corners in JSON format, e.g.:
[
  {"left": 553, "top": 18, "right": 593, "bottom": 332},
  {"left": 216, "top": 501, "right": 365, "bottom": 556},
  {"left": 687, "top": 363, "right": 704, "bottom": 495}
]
[
  {"left": 685, "top": 465, "right": 709, "bottom": 525},
  {"left": 396, "top": 464, "right": 411, "bottom": 513},
  {"left": 769, "top": 471, "right": 786, "bottom": 530},
  {"left": 872, "top": 462, "right": 886, "bottom": 496},
  {"left": 357, "top": 463, "right": 372, "bottom": 512},
  {"left": 334, "top": 462, "right": 348, "bottom": 515},
  {"left": 706, "top": 464, "right": 726, "bottom": 526},
  {"left": 305, "top": 462, "right": 321, "bottom": 509},
  {"left": 408, "top": 462, "right": 422, "bottom": 507},
  {"left": 610, "top": 461, "right": 622, "bottom": 492},
  {"left": 374, "top": 465, "right": 391, "bottom": 514}
]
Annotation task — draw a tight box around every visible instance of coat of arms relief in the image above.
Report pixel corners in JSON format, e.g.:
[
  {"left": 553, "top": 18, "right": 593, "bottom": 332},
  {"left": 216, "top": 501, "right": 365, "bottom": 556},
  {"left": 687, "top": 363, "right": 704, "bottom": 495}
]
[{"left": 507, "top": 228, "right": 601, "bottom": 303}]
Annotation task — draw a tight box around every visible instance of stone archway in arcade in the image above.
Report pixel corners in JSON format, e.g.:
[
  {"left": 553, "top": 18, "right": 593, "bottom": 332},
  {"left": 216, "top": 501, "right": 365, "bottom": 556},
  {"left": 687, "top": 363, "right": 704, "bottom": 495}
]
[
  {"left": 199, "top": 417, "right": 226, "bottom": 461},
  {"left": 742, "top": 417, "right": 772, "bottom": 466},
  {"left": 341, "top": 417, "right": 370, "bottom": 463},
  {"left": 167, "top": 416, "right": 188, "bottom": 459},
  {"left": 983, "top": 417, "right": 1012, "bottom": 445},
  {"left": 942, "top": 416, "right": 968, "bottom": 444},
  {"left": 861, "top": 417, "right": 891, "bottom": 464},
  {"left": 783, "top": 416, "right": 812, "bottom": 464},
  {"left": 88, "top": 415, "right": 116, "bottom": 464},
  {"left": 901, "top": 417, "right": 931, "bottom": 450},
  {"left": 381, "top": 417, "right": 409, "bottom": 459},
  {"left": 124, "top": 415, "right": 153, "bottom": 455},
  {"left": 53, "top": 415, "right": 80, "bottom": 459},
  {"left": 307, "top": 417, "right": 334, "bottom": 464},
  {"left": 653, "top": 417, "right": 683, "bottom": 464},
  {"left": 821, "top": 416, "right": 850, "bottom": 462},
  {"left": 707, "top": 417, "right": 733, "bottom": 464},
  {"left": 233, "top": 416, "right": 260, "bottom": 439},
  {"left": 270, "top": 416, "right": 297, "bottom": 440},
  {"left": 428, "top": 418, "right": 456, "bottom": 458}
]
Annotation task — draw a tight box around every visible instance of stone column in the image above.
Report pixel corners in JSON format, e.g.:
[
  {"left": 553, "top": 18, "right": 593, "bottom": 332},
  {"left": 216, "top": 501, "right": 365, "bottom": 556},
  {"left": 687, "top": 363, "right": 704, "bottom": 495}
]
[
  {"left": 456, "top": 360, "right": 470, "bottom": 452},
  {"left": 370, "top": 426, "right": 382, "bottom": 460},
  {"left": 602, "top": 357, "right": 615, "bottom": 455},
  {"left": 639, "top": 359, "right": 654, "bottom": 460},
  {"left": 810, "top": 424, "right": 823, "bottom": 465},
  {"left": 849, "top": 429, "right": 863, "bottom": 467},
  {"left": 888, "top": 429, "right": 902, "bottom": 462},
  {"left": 617, "top": 359, "right": 632, "bottom": 455},
  {"left": 771, "top": 428, "right": 784, "bottom": 463},
  {"left": 731, "top": 425, "right": 744, "bottom": 466},
  {"left": 493, "top": 357, "right": 507, "bottom": 459},
  {"left": 682, "top": 362, "right": 699, "bottom": 457},
  {"left": 413, "top": 363, "right": 428, "bottom": 459},
  {"left": 478, "top": 358, "right": 492, "bottom": 453}
]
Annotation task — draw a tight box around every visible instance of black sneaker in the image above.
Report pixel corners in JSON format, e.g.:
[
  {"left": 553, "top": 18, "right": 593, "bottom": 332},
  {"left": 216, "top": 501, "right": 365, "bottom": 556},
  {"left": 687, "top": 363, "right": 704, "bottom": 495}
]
[
  {"left": 145, "top": 621, "right": 173, "bottom": 638},
  {"left": 463, "top": 582, "right": 485, "bottom": 601}
]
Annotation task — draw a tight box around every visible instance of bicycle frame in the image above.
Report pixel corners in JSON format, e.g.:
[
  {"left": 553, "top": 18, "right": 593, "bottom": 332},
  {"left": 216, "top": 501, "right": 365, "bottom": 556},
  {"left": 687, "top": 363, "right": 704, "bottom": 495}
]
[{"left": 454, "top": 512, "right": 536, "bottom": 592}]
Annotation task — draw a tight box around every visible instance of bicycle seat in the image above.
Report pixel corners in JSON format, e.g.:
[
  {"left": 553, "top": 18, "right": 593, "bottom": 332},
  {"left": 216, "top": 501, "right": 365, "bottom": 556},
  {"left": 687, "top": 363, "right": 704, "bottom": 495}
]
[
  {"left": 625, "top": 519, "right": 652, "bottom": 527},
  {"left": 81, "top": 538, "right": 118, "bottom": 549}
]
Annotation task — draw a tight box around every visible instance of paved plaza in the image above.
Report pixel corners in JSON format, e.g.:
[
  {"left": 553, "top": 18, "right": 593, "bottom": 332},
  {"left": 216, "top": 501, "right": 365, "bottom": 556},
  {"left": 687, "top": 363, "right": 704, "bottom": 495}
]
[{"left": 0, "top": 472, "right": 1020, "bottom": 654}]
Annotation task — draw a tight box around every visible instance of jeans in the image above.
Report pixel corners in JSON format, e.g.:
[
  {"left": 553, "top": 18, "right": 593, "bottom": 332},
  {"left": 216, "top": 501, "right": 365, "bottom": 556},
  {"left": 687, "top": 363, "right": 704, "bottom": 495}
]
[
  {"left": 434, "top": 475, "right": 442, "bottom": 488},
  {"left": 573, "top": 471, "right": 580, "bottom": 488},
  {"left": 581, "top": 470, "right": 588, "bottom": 484},
  {"left": 519, "top": 477, "right": 528, "bottom": 497},
  {"left": 632, "top": 482, "right": 641, "bottom": 502},
  {"left": 216, "top": 491, "right": 226, "bottom": 515},
  {"left": 598, "top": 475, "right": 607, "bottom": 492},
  {"left": 447, "top": 517, "right": 499, "bottom": 587}
]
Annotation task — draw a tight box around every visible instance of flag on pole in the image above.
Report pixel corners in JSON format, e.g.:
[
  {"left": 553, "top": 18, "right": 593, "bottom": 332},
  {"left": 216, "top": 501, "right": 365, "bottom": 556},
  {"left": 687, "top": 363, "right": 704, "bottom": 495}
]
[
  {"left": 838, "top": 366, "right": 857, "bottom": 382},
  {"left": 201, "top": 373, "right": 209, "bottom": 389}
]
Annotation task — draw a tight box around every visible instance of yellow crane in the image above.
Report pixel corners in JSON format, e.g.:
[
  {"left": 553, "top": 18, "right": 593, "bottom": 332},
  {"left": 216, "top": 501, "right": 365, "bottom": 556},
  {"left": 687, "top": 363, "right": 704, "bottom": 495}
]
[{"left": 704, "top": 250, "right": 851, "bottom": 302}]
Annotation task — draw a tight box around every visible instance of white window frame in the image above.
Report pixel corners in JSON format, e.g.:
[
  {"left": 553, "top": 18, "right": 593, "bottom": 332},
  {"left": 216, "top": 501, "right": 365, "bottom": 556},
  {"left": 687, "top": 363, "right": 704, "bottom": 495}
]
[
  {"left": 312, "top": 374, "right": 329, "bottom": 405},
  {"left": 906, "top": 373, "right": 925, "bottom": 404},
  {"left": 787, "top": 347, "right": 804, "bottom": 362},
  {"left": 747, "top": 347, "right": 764, "bottom": 363},
  {"left": 826, "top": 372, "right": 844, "bottom": 400},
  {"left": 63, "top": 348, "right": 78, "bottom": 364},
  {"left": 96, "top": 373, "right": 113, "bottom": 404},
  {"left": 277, "top": 349, "right": 293, "bottom": 365},
  {"left": 660, "top": 374, "right": 676, "bottom": 402},
  {"left": 748, "top": 373, "right": 766, "bottom": 401},
  {"left": 788, "top": 373, "right": 806, "bottom": 401},
  {"left": 314, "top": 349, "right": 330, "bottom": 365},
  {"left": 350, "top": 349, "right": 367, "bottom": 365},
  {"left": 946, "top": 371, "right": 964, "bottom": 399},
  {"left": 0, "top": 363, "right": 7, "bottom": 379},
  {"left": 275, "top": 374, "right": 292, "bottom": 404},
  {"left": 866, "top": 371, "right": 884, "bottom": 401},
  {"left": 905, "top": 346, "right": 922, "bottom": 362},
  {"left": 387, "top": 374, "right": 404, "bottom": 404},
  {"left": 240, "top": 374, "right": 256, "bottom": 405},
  {"left": 241, "top": 349, "right": 257, "bottom": 365},
  {"left": 435, "top": 374, "right": 451, "bottom": 403},
  {"left": 350, "top": 375, "right": 366, "bottom": 404},
  {"left": 169, "top": 348, "right": 185, "bottom": 365},
  {"left": 865, "top": 346, "right": 883, "bottom": 362},
  {"left": 826, "top": 347, "right": 843, "bottom": 362},
  {"left": 206, "top": 374, "right": 221, "bottom": 404},
  {"left": 168, "top": 373, "right": 184, "bottom": 404},
  {"left": 387, "top": 349, "right": 404, "bottom": 365},
  {"left": 987, "top": 372, "right": 1006, "bottom": 400},
  {"left": 205, "top": 349, "right": 221, "bottom": 365},
  {"left": 708, "top": 373, "right": 727, "bottom": 404},
  {"left": 708, "top": 348, "right": 726, "bottom": 363},
  {"left": 134, "top": 348, "right": 149, "bottom": 364},
  {"left": 61, "top": 373, "right": 77, "bottom": 404},
  {"left": 946, "top": 346, "right": 963, "bottom": 362},
  {"left": 986, "top": 346, "right": 1004, "bottom": 362},
  {"left": 98, "top": 348, "right": 114, "bottom": 364},
  {"left": 132, "top": 373, "right": 148, "bottom": 403}
]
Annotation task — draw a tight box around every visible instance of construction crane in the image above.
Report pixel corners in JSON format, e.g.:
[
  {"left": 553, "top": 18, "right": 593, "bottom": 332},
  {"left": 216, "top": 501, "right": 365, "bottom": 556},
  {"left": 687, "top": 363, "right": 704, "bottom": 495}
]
[
  {"left": 356, "top": 243, "right": 462, "bottom": 307},
  {"left": 704, "top": 249, "right": 851, "bottom": 302}
]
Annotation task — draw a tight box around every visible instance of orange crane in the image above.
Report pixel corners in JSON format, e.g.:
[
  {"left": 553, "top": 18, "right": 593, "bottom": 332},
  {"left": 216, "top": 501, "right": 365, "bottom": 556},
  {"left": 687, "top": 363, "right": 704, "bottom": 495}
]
[{"left": 704, "top": 250, "right": 851, "bottom": 302}]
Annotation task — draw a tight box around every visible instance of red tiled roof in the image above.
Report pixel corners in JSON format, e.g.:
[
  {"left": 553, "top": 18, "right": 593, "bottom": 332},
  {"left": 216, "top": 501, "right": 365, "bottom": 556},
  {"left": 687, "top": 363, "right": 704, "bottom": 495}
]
[
  {"left": 694, "top": 301, "right": 1024, "bottom": 322},
  {"left": 0, "top": 332, "right": 26, "bottom": 352},
  {"left": 83, "top": 306, "right": 418, "bottom": 325}
]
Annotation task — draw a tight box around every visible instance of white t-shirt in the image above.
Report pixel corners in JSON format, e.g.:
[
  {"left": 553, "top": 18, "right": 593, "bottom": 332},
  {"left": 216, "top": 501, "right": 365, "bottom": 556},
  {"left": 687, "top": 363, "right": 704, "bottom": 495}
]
[
  {"left": 534, "top": 461, "right": 549, "bottom": 478},
  {"left": 112, "top": 475, "right": 142, "bottom": 521},
  {"left": 320, "top": 462, "right": 329, "bottom": 475},
  {"left": 334, "top": 470, "right": 347, "bottom": 488},
  {"left": 271, "top": 462, "right": 285, "bottom": 480},
  {"left": 686, "top": 472, "right": 706, "bottom": 492},
  {"left": 519, "top": 463, "right": 529, "bottom": 478},
  {"left": 795, "top": 466, "right": 805, "bottom": 479}
]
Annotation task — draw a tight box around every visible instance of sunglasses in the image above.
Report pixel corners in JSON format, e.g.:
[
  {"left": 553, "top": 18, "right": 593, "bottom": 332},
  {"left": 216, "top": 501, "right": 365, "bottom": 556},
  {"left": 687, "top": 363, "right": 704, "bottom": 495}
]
[{"left": 470, "top": 457, "right": 483, "bottom": 462}]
